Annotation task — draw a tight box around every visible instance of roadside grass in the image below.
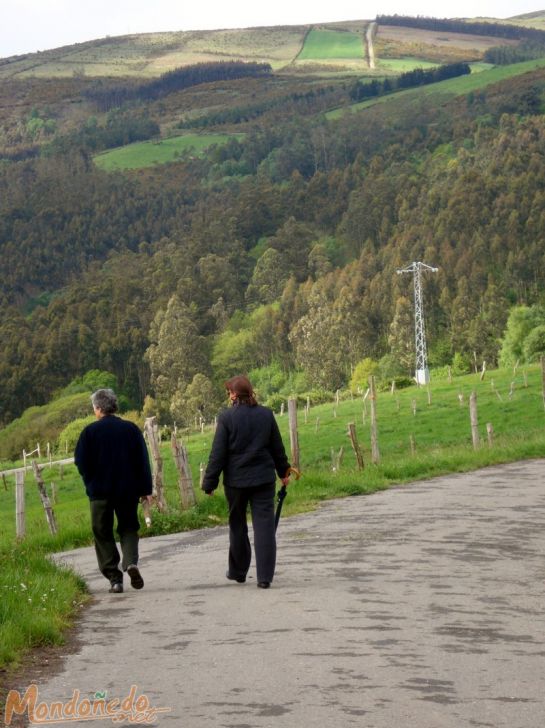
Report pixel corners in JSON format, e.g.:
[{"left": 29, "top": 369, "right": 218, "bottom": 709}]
[
  {"left": 298, "top": 29, "right": 365, "bottom": 61},
  {"left": 326, "top": 56, "right": 545, "bottom": 119},
  {"left": 0, "top": 549, "right": 87, "bottom": 667},
  {"left": 93, "top": 133, "right": 244, "bottom": 171},
  {"left": 1, "top": 364, "right": 545, "bottom": 672}
]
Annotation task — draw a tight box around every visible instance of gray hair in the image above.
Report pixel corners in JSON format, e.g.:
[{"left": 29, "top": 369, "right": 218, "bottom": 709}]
[{"left": 91, "top": 389, "right": 118, "bottom": 415}]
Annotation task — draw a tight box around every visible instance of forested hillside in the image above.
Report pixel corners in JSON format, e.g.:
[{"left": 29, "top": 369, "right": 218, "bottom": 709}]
[{"left": 2, "top": 18, "right": 545, "bottom": 431}]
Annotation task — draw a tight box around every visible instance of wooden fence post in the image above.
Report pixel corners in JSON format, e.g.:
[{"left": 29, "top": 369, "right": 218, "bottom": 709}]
[
  {"left": 288, "top": 398, "right": 300, "bottom": 471},
  {"left": 486, "top": 423, "right": 494, "bottom": 447},
  {"left": 31, "top": 461, "right": 57, "bottom": 535},
  {"left": 541, "top": 356, "right": 545, "bottom": 411},
  {"left": 369, "top": 375, "right": 380, "bottom": 464},
  {"left": 469, "top": 391, "right": 480, "bottom": 450},
  {"left": 347, "top": 423, "right": 364, "bottom": 470},
  {"left": 171, "top": 434, "right": 196, "bottom": 510},
  {"left": 15, "top": 471, "right": 25, "bottom": 540},
  {"left": 144, "top": 416, "right": 167, "bottom": 512},
  {"left": 410, "top": 434, "right": 416, "bottom": 456},
  {"left": 331, "top": 446, "right": 344, "bottom": 473}
]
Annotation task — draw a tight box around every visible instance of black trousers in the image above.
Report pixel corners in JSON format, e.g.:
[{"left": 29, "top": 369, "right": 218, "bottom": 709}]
[
  {"left": 90, "top": 498, "right": 140, "bottom": 584},
  {"left": 224, "top": 482, "right": 276, "bottom": 584}
]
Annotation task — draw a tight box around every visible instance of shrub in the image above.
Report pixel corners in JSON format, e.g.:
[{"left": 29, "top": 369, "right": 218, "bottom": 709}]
[
  {"left": 377, "top": 376, "right": 414, "bottom": 392},
  {"left": 57, "top": 416, "right": 95, "bottom": 452},
  {"left": 0, "top": 394, "right": 91, "bottom": 461},
  {"left": 350, "top": 358, "right": 379, "bottom": 393}
]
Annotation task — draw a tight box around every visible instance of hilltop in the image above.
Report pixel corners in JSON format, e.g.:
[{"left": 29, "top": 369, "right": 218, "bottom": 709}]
[{"left": 1, "top": 14, "right": 541, "bottom": 79}]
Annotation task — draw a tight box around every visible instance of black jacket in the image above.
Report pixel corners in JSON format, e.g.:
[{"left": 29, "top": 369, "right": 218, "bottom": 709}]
[
  {"left": 75, "top": 415, "right": 153, "bottom": 500},
  {"left": 202, "top": 403, "right": 290, "bottom": 492}
]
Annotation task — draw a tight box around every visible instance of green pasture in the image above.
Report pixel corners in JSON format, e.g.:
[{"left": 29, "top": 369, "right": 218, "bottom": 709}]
[
  {"left": 377, "top": 57, "right": 439, "bottom": 72},
  {"left": 2, "top": 364, "right": 545, "bottom": 673},
  {"left": 94, "top": 133, "right": 243, "bottom": 171},
  {"left": 298, "top": 29, "right": 364, "bottom": 61},
  {"left": 326, "top": 57, "right": 545, "bottom": 119}
]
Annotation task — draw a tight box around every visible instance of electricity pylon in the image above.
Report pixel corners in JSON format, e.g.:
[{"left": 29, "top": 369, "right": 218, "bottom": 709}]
[{"left": 396, "top": 261, "right": 438, "bottom": 385}]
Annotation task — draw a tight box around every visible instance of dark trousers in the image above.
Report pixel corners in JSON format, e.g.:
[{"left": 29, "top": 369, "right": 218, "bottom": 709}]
[
  {"left": 90, "top": 498, "right": 140, "bottom": 584},
  {"left": 224, "top": 482, "right": 276, "bottom": 583}
]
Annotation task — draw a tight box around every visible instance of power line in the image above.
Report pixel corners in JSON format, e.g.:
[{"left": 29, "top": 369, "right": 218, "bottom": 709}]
[{"left": 396, "top": 261, "right": 438, "bottom": 385}]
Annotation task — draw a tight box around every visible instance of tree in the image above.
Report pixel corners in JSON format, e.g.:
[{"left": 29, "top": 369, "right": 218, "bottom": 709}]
[
  {"left": 170, "top": 374, "right": 222, "bottom": 426},
  {"left": 245, "top": 248, "right": 287, "bottom": 306},
  {"left": 387, "top": 296, "right": 414, "bottom": 373},
  {"left": 145, "top": 296, "right": 210, "bottom": 418},
  {"left": 499, "top": 305, "right": 545, "bottom": 366},
  {"left": 523, "top": 325, "right": 545, "bottom": 362}
]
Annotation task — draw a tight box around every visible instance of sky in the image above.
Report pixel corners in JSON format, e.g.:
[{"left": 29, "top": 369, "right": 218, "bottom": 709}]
[{"left": 2, "top": 0, "right": 545, "bottom": 59}]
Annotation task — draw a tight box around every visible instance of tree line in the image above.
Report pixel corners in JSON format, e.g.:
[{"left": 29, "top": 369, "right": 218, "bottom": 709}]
[
  {"left": 484, "top": 40, "right": 545, "bottom": 65},
  {"left": 349, "top": 62, "right": 471, "bottom": 102},
  {"left": 377, "top": 14, "right": 545, "bottom": 43},
  {"left": 84, "top": 61, "right": 272, "bottom": 112}
]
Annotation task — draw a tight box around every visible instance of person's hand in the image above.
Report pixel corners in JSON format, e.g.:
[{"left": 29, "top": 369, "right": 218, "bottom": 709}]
[
  {"left": 142, "top": 495, "right": 154, "bottom": 504},
  {"left": 281, "top": 476, "right": 290, "bottom": 486}
]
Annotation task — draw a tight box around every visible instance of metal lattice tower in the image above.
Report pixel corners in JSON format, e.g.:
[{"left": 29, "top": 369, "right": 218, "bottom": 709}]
[{"left": 396, "top": 261, "right": 438, "bottom": 384}]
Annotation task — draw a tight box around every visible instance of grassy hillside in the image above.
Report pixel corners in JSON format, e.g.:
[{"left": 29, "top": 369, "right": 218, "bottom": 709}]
[
  {"left": 0, "top": 27, "right": 308, "bottom": 79},
  {"left": 0, "top": 17, "right": 525, "bottom": 80},
  {"left": 298, "top": 29, "right": 365, "bottom": 60},
  {"left": 326, "top": 57, "right": 545, "bottom": 118},
  {"left": 2, "top": 363, "right": 544, "bottom": 544},
  {"left": 94, "top": 132, "right": 244, "bottom": 171},
  {"left": 375, "top": 24, "right": 518, "bottom": 65}
]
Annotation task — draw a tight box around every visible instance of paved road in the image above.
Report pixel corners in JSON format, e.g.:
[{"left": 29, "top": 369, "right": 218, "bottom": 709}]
[{"left": 10, "top": 460, "right": 545, "bottom": 728}]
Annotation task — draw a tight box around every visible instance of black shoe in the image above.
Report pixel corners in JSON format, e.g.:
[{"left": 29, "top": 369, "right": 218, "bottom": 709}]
[
  {"left": 127, "top": 564, "right": 144, "bottom": 590},
  {"left": 257, "top": 581, "right": 270, "bottom": 589},
  {"left": 109, "top": 582, "right": 123, "bottom": 593},
  {"left": 226, "top": 571, "right": 246, "bottom": 583}
]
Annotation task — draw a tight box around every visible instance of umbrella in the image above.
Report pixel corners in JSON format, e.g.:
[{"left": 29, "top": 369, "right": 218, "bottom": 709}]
[{"left": 275, "top": 466, "right": 301, "bottom": 531}]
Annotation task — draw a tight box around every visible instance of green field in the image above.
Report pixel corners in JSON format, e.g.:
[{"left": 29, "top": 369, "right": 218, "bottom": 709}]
[
  {"left": 298, "top": 29, "right": 364, "bottom": 60},
  {"left": 326, "top": 57, "right": 545, "bottom": 119},
  {"left": 94, "top": 133, "right": 244, "bottom": 171},
  {"left": 377, "top": 57, "right": 439, "bottom": 72}
]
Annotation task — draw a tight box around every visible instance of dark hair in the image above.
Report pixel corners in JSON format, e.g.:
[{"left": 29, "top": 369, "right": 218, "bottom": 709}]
[
  {"left": 225, "top": 376, "right": 257, "bottom": 406},
  {"left": 91, "top": 388, "right": 118, "bottom": 415}
]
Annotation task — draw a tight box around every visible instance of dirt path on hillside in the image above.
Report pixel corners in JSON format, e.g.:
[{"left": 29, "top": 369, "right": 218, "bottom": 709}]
[{"left": 367, "top": 21, "right": 377, "bottom": 70}]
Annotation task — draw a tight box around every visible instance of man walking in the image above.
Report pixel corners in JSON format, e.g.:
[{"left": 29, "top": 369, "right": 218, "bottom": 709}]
[{"left": 75, "top": 389, "right": 153, "bottom": 593}]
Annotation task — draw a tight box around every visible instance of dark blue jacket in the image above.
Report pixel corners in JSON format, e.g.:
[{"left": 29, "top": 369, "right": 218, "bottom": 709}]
[
  {"left": 75, "top": 415, "right": 153, "bottom": 500},
  {"left": 202, "top": 403, "right": 290, "bottom": 492}
]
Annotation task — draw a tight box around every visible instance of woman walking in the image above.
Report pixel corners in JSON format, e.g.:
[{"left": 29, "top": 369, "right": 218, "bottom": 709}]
[{"left": 202, "top": 376, "right": 291, "bottom": 588}]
